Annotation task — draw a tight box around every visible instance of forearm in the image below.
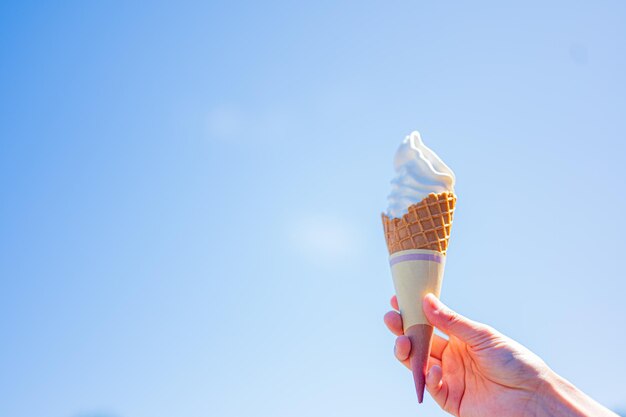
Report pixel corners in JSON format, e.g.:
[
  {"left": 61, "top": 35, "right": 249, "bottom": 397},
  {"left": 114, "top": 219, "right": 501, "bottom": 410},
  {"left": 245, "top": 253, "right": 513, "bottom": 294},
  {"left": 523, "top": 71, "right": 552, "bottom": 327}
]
[{"left": 534, "top": 370, "right": 618, "bottom": 417}]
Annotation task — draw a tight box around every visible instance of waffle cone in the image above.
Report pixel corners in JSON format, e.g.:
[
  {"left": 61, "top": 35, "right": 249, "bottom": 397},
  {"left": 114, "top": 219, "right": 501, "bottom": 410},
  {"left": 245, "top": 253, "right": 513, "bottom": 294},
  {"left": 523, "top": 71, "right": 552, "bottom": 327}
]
[{"left": 382, "top": 192, "right": 456, "bottom": 255}]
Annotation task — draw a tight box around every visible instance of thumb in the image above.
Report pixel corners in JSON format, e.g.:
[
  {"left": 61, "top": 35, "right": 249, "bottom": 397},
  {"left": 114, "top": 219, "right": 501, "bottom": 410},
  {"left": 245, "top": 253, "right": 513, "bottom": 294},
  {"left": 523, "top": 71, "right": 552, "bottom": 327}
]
[{"left": 423, "top": 293, "right": 495, "bottom": 347}]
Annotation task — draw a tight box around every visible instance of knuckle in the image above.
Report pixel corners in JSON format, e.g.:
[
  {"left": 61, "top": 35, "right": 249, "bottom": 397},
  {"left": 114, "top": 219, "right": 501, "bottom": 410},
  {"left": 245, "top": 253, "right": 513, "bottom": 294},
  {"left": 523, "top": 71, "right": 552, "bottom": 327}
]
[
  {"left": 444, "top": 310, "right": 461, "bottom": 327},
  {"left": 482, "top": 324, "right": 498, "bottom": 336}
]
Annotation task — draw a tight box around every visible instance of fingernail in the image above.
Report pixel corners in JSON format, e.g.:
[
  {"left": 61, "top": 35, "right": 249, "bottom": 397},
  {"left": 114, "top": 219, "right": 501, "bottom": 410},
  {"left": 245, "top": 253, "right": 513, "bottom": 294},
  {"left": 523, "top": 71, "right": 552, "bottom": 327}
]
[
  {"left": 426, "top": 368, "right": 435, "bottom": 384},
  {"left": 426, "top": 365, "right": 442, "bottom": 388}
]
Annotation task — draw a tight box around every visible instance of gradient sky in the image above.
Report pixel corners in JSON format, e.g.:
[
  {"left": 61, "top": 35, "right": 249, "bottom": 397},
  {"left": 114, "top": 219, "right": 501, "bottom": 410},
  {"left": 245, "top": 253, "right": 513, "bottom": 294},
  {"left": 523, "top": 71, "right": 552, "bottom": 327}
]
[{"left": 1, "top": 2, "right": 625, "bottom": 417}]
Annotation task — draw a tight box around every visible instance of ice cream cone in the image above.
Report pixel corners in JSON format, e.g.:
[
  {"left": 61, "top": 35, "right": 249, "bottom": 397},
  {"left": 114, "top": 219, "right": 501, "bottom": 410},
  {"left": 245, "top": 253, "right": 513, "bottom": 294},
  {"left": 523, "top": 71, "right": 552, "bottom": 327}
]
[{"left": 382, "top": 191, "right": 456, "bottom": 403}]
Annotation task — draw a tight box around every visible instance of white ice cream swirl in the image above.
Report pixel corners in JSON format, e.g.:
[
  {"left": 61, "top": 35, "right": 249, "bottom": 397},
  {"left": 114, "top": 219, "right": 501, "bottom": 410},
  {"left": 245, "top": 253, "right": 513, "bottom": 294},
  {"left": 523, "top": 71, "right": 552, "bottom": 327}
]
[{"left": 386, "top": 131, "right": 455, "bottom": 219}]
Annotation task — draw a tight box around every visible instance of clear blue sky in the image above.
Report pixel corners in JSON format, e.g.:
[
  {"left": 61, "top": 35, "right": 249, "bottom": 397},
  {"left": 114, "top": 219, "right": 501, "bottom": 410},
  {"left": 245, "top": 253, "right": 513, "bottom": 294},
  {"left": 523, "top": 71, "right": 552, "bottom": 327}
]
[{"left": 1, "top": 2, "right": 625, "bottom": 416}]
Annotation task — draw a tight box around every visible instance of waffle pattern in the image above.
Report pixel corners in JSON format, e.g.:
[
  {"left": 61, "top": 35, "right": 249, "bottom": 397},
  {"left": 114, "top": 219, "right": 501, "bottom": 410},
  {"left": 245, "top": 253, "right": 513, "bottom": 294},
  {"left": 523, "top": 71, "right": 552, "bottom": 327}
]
[{"left": 382, "top": 192, "right": 456, "bottom": 255}]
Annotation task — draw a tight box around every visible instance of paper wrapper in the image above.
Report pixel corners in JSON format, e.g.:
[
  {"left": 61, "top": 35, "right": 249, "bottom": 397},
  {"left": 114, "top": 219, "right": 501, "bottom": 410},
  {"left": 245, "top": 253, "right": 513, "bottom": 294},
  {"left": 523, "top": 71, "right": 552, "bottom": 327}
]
[{"left": 390, "top": 249, "right": 445, "bottom": 330}]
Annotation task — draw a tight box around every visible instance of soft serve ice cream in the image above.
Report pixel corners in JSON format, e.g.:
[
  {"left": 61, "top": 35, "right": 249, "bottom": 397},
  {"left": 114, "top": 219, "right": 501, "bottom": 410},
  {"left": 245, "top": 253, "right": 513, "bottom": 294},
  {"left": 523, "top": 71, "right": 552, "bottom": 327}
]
[{"left": 387, "top": 131, "right": 455, "bottom": 219}]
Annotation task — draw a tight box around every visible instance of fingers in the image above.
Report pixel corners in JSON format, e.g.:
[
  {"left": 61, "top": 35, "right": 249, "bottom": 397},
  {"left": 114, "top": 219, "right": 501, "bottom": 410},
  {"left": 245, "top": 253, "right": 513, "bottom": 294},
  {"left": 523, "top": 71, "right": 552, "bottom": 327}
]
[
  {"left": 394, "top": 333, "right": 446, "bottom": 361},
  {"left": 383, "top": 310, "right": 404, "bottom": 336},
  {"left": 425, "top": 365, "right": 448, "bottom": 410},
  {"left": 423, "top": 293, "right": 495, "bottom": 347},
  {"left": 391, "top": 295, "right": 399, "bottom": 311},
  {"left": 394, "top": 335, "right": 411, "bottom": 367},
  {"left": 385, "top": 309, "right": 449, "bottom": 358},
  {"left": 394, "top": 339, "right": 447, "bottom": 407},
  {"left": 394, "top": 336, "right": 442, "bottom": 370},
  {"left": 426, "top": 364, "right": 443, "bottom": 389}
]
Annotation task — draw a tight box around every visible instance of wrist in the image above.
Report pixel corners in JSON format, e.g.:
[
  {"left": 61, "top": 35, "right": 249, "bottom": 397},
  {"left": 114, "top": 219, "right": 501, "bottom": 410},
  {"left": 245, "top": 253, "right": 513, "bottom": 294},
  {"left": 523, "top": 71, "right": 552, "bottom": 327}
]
[
  {"left": 534, "top": 370, "right": 585, "bottom": 417},
  {"left": 534, "top": 369, "right": 617, "bottom": 417}
]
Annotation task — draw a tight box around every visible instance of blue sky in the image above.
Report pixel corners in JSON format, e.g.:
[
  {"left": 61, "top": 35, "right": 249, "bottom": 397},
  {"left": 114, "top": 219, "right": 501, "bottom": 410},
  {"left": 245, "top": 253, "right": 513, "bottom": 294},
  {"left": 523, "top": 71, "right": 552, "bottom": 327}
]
[{"left": 1, "top": 1, "right": 625, "bottom": 416}]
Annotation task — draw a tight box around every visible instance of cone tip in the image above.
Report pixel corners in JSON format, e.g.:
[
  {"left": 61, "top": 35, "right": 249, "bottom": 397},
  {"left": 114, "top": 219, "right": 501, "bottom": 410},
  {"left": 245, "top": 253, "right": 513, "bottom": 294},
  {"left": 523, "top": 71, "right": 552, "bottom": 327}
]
[
  {"left": 414, "top": 369, "right": 426, "bottom": 404},
  {"left": 406, "top": 324, "right": 434, "bottom": 406}
]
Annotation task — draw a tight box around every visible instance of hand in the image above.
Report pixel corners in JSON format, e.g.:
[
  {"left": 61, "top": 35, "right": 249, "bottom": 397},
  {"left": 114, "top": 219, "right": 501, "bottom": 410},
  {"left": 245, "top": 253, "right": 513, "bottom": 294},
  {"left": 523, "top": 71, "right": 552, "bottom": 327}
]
[{"left": 383, "top": 294, "right": 618, "bottom": 417}]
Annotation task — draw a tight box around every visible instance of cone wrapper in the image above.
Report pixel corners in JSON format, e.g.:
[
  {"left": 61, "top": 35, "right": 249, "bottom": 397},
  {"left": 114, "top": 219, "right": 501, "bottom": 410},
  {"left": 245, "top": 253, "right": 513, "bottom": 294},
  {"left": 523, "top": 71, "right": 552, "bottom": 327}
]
[
  {"left": 389, "top": 249, "right": 445, "bottom": 403},
  {"left": 390, "top": 249, "right": 445, "bottom": 329}
]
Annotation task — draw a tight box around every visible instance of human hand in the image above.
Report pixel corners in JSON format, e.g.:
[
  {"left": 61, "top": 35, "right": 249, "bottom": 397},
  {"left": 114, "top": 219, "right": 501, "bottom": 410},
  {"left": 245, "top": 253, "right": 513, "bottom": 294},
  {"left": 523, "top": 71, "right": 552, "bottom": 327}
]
[{"left": 383, "top": 294, "right": 618, "bottom": 417}]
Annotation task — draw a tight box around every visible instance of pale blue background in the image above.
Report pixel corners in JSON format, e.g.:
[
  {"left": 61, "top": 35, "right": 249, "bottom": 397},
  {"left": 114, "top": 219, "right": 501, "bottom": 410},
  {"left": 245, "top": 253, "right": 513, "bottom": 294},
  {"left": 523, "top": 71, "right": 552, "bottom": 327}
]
[{"left": 1, "top": 2, "right": 625, "bottom": 417}]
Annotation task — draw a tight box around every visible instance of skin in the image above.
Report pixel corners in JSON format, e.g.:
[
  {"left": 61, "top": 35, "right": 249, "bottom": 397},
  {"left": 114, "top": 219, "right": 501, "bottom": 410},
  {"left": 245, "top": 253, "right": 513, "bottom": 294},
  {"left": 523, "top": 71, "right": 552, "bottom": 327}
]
[{"left": 383, "top": 294, "right": 618, "bottom": 417}]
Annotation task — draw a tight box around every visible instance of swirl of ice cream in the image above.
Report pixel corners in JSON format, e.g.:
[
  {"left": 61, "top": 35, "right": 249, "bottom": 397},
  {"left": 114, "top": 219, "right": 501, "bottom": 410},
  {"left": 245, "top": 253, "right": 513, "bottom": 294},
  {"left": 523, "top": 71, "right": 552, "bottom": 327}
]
[{"left": 386, "top": 131, "right": 455, "bottom": 218}]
